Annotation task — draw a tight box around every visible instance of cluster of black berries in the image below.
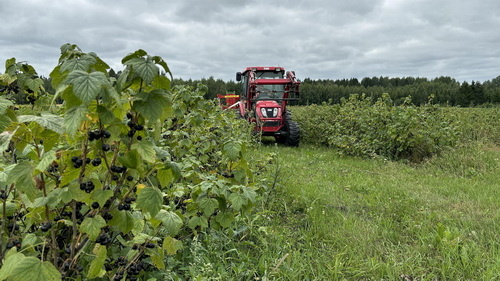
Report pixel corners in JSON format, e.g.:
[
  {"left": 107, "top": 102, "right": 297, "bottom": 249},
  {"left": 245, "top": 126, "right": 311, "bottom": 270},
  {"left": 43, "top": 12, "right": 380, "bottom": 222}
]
[
  {"left": 7, "top": 222, "right": 20, "bottom": 231},
  {"left": 111, "top": 165, "right": 126, "bottom": 173},
  {"left": 91, "top": 158, "right": 102, "bottom": 166},
  {"left": 118, "top": 197, "right": 136, "bottom": 211},
  {"left": 126, "top": 261, "right": 145, "bottom": 280},
  {"left": 88, "top": 129, "right": 111, "bottom": 141},
  {"left": 71, "top": 156, "right": 90, "bottom": 168},
  {"left": 27, "top": 95, "right": 37, "bottom": 104},
  {"left": 47, "top": 161, "right": 59, "bottom": 173},
  {"left": 96, "top": 232, "right": 111, "bottom": 245},
  {"left": 126, "top": 113, "right": 145, "bottom": 140},
  {"left": 110, "top": 165, "right": 127, "bottom": 181},
  {"left": 103, "top": 212, "right": 113, "bottom": 221},
  {"left": 6, "top": 239, "right": 21, "bottom": 249},
  {"left": 40, "top": 222, "right": 52, "bottom": 232},
  {"left": 79, "top": 181, "right": 95, "bottom": 193}
]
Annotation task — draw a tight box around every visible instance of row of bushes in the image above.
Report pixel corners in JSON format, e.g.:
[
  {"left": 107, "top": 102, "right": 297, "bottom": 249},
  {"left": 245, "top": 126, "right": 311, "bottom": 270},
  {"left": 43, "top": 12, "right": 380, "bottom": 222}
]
[{"left": 291, "top": 94, "right": 463, "bottom": 162}]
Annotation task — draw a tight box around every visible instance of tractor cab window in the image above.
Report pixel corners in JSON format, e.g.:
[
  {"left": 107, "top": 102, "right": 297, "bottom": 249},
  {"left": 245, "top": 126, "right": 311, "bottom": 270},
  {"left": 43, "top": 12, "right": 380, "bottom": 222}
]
[
  {"left": 255, "top": 84, "right": 285, "bottom": 100},
  {"left": 255, "top": 71, "right": 283, "bottom": 79}
]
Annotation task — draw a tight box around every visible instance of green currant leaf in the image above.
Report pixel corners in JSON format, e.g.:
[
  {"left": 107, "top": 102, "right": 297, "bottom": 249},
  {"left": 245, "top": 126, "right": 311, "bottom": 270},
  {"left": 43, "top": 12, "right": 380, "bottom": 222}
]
[
  {"left": 64, "top": 105, "right": 88, "bottom": 136},
  {"left": 90, "top": 189, "right": 113, "bottom": 207},
  {"left": 7, "top": 161, "right": 37, "bottom": 200},
  {"left": 136, "top": 186, "right": 163, "bottom": 217},
  {"left": 18, "top": 114, "right": 64, "bottom": 135},
  {"left": 80, "top": 215, "right": 106, "bottom": 241},
  {"left": 162, "top": 236, "right": 183, "bottom": 255},
  {"left": 108, "top": 210, "right": 136, "bottom": 234},
  {"left": 157, "top": 169, "right": 174, "bottom": 188},
  {"left": 223, "top": 141, "right": 242, "bottom": 161},
  {"left": 65, "top": 70, "right": 108, "bottom": 104},
  {"left": 3, "top": 254, "right": 61, "bottom": 281},
  {"left": 0, "top": 96, "right": 14, "bottom": 114},
  {"left": 118, "top": 150, "right": 140, "bottom": 169},
  {"left": 35, "top": 150, "right": 57, "bottom": 172},
  {"left": 228, "top": 193, "right": 247, "bottom": 211},
  {"left": 154, "top": 210, "right": 183, "bottom": 236},
  {"left": 214, "top": 212, "right": 235, "bottom": 228},
  {"left": 0, "top": 115, "right": 12, "bottom": 133},
  {"left": 188, "top": 216, "right": 208, "bottom": 229},
  {"left": 132, "top": 140, "right": 156, "bottom": 163},
  {"left": 87, "top": 244, "right": 107, "bottom": 278},
  {"left": 198, "top": 197, "right": 219, "bottom": 217},
  {"left": 61, "top": 54, "right": 96, "bottom": 73},
  {"left": 124, "top": 56, "right": 158, "bottom": 84},
  {"left": 133, "top": 89, "right": 172, "bottom": 121}
]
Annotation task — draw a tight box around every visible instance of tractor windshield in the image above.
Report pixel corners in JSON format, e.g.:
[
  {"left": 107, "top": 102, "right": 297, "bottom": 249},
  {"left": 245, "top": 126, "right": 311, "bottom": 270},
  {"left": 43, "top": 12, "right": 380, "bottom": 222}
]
[
  {"left": 255, "top": 84, "right": 285, "bottom": 100},
  {"left": 255, "top": 71, "right": 283, "bottom": 79}
]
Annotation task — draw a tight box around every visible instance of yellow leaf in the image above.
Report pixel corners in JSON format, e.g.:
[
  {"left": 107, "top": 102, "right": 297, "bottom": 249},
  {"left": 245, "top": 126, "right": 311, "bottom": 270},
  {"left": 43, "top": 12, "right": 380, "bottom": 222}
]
[{"left": 136, "top": 183, "right": 146, "bottom": 193}]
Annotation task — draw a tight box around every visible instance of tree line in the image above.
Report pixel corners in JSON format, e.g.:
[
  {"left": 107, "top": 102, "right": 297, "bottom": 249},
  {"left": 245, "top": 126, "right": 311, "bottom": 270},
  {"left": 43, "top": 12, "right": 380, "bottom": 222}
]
[
  {"left": 172, "top": 75, "right": 500, "bottom": 106},
  {"left": 3, "top": 73, "right": 500, "bottom": 106}
]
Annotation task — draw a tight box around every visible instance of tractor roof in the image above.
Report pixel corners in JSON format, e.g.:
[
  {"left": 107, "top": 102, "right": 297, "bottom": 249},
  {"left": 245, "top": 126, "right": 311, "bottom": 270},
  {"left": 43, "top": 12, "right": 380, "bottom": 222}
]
[
  {"left": 243, "top": 67, "right": 284, "bottom": 73},
  {"left": 253, "top": 79, "right": 291, "bottom": 84}
]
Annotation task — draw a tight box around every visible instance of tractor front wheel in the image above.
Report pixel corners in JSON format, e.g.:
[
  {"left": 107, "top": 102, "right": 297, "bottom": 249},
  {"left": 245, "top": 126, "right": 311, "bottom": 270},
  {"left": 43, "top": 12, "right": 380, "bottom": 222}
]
[{"left": 284, "top": 119, "right": 300, "bottom": 147}]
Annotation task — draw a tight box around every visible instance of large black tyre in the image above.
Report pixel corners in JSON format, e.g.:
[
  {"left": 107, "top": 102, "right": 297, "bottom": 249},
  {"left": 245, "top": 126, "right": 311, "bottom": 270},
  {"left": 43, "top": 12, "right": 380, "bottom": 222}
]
[
  {"left": 283, "top": 111, "right": 300, "bottom": 146},
  {"left": 285, "top": 119, "right": 300, "bottom": 146}
]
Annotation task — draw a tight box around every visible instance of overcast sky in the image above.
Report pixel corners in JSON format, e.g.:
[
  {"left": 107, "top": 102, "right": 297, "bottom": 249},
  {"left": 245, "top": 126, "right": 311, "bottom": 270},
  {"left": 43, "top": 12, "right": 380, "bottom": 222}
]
[{"left": 1, "top": 0, "right": 499, "bottom": 82}]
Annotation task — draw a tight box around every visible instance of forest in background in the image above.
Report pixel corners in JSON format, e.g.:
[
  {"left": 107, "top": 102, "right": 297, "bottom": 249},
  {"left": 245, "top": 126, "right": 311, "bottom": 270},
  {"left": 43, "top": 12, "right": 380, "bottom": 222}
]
[{"left": 171, "top": 75, "right": 500, "bottom": 106}]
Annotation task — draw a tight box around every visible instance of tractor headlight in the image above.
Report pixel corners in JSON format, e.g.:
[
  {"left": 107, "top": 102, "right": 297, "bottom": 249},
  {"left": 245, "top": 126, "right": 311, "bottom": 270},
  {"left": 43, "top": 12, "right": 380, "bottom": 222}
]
[
  {"left": 260, "top": 107, "right": 279, "bottom": 118},
  {"left": 260, "top": 108, "right": 268, "bottom": 118}
]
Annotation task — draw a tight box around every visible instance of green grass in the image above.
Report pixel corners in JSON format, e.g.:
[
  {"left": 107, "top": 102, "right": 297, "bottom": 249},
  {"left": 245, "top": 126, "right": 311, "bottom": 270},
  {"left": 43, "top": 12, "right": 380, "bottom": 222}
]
[{"left": 248, "top": 143, "right": 500, "bottom": 280}]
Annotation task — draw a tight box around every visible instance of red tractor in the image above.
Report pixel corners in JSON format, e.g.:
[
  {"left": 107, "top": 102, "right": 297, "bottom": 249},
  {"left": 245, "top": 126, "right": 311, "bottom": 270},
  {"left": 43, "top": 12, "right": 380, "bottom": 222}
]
[{"left": 232, "top": 66, "right": 301, "bottom": 146}]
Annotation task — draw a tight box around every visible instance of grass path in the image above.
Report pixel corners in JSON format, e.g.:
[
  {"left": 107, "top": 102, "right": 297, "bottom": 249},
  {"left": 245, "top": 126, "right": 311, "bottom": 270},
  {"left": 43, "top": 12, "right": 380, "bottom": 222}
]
[{"left": 254, "top": 144, "right": 499, "bottom": 280}]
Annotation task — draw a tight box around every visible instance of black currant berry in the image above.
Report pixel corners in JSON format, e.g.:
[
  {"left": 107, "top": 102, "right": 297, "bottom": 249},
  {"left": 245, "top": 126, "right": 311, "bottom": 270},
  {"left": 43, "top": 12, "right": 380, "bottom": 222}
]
[
  {"left": 40, "top": 222, "right": 52, "bottom": 232},
  {"left": 126, "top": 112, "right": 133, "bottom": 119},
  {"left": 102, "top": 130, "right": 111, "bottom": 139},
  {"left": 88, "top": 131, "right": 96, "bottom": 141},
  {"left": 126, "top": 175, "right": 134, "bottom": 181},
  {"left": 103, "top": 213, "right": 113, "bottom": 221},
  {"left": 91, "top": 202, "right": 99, "bottom": 209},
  {"left": 134, "top": 124, "right": 144, "bottom": 131},
  {"left": 102, "top": 144, "right": 111, "bottom": 151},
  {"left": 71, "top": 156, "right": 79, "bottom": 163},
  {"left": 91, "top": 158, "right": 102, "bottom": 167}
]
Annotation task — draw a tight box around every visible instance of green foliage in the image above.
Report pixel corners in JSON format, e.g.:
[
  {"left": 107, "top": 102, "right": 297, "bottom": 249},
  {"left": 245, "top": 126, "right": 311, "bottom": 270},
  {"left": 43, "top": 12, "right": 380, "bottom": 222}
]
[
  {"left": 293, "top": 94, "right": 460, "bottom": 162},
  {"left": 0, "top": 44, "right": 264, "bottom": 280}
]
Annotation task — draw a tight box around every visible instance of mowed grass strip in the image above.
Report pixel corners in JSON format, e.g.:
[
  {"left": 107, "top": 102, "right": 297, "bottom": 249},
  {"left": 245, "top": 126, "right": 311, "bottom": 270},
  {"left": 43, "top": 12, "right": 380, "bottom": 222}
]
[{"left": 256, "top": 144, "right": 499, "bottom": 280}]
